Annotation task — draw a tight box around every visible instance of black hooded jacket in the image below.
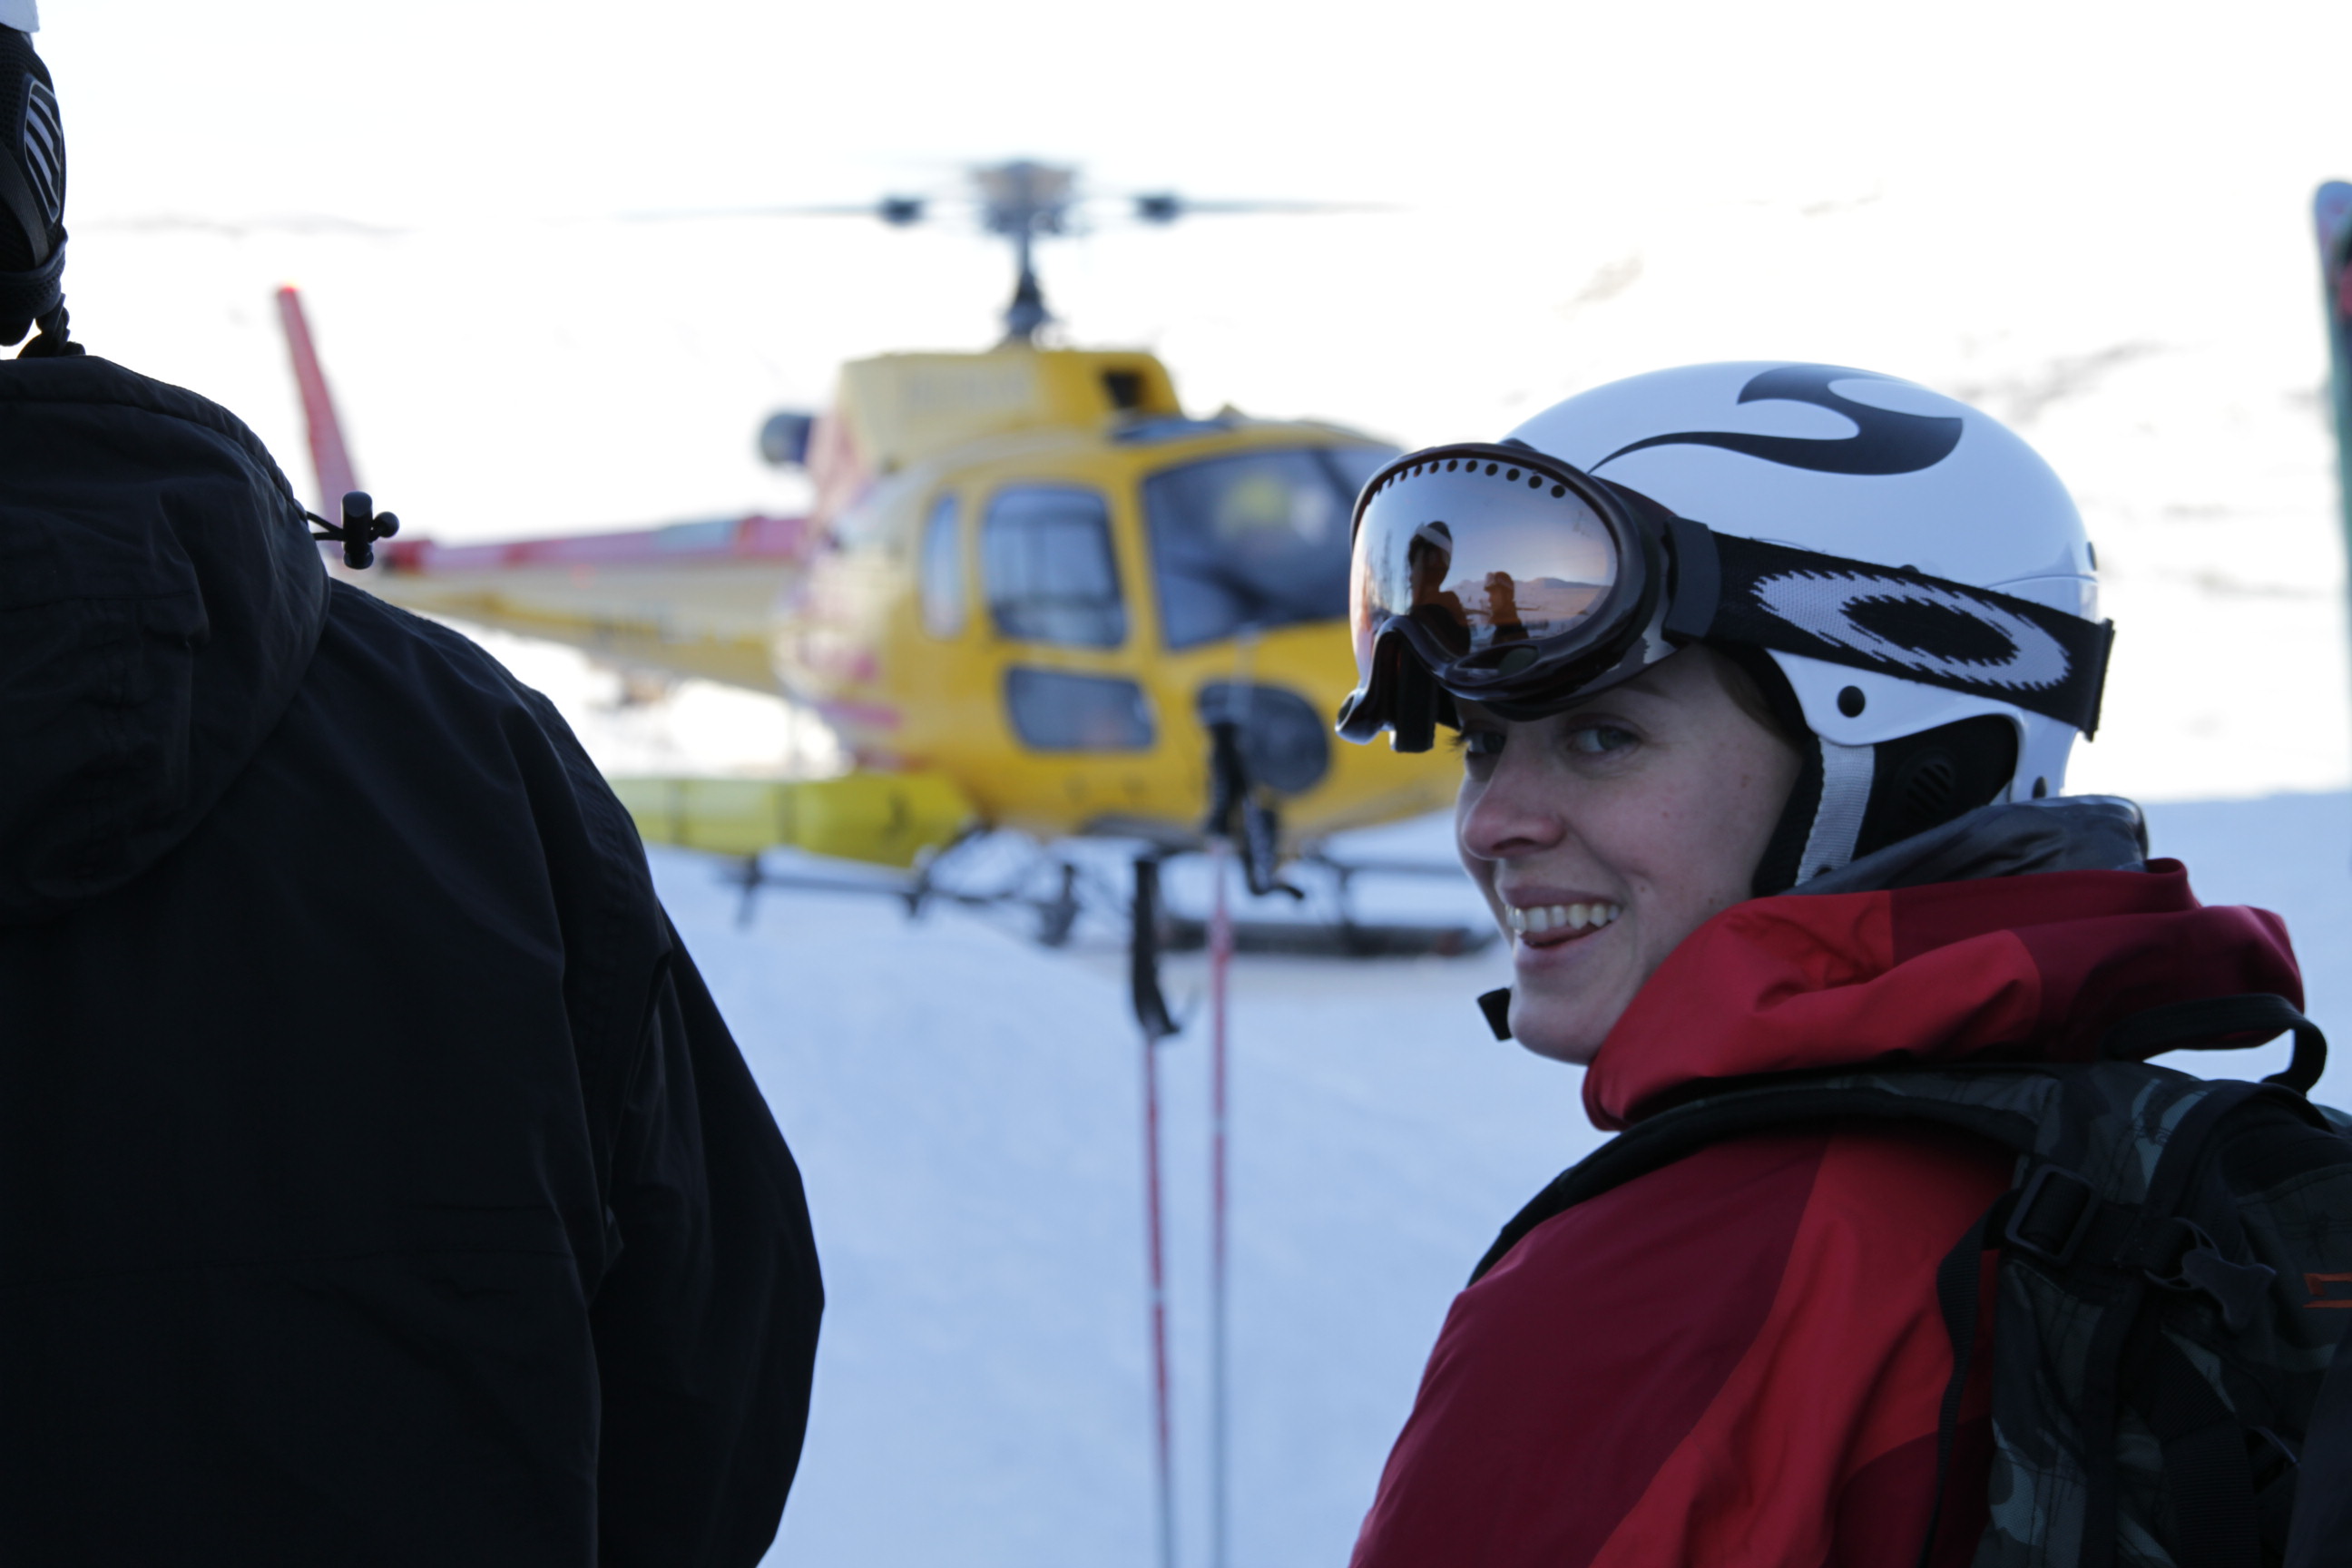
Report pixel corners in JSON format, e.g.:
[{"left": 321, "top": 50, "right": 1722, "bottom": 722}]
[{"left": 0, "top": 356, "right": 821, "bottom": 1564}]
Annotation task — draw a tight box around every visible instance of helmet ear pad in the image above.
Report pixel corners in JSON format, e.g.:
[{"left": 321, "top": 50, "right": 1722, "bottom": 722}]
[
  {"left": 1749, "top": 712, "right": 2021, "bottom": 896},
  {"left": 1724, "top": 640, "right": 2020, "bottom": 896},
  {"left": 1852, "top": 716, "right": 2017, "bottom": 859}
]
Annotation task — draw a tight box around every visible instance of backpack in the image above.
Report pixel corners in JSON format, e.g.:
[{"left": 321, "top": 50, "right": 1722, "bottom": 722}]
[{"left": 1470, "top": 994, "right": 2352, "bottom": 1568}]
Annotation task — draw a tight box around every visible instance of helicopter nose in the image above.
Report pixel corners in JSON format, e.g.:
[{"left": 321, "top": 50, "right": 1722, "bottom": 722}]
[{"left": 1195, "top": 682, "right": 1331, "bottom": 797}]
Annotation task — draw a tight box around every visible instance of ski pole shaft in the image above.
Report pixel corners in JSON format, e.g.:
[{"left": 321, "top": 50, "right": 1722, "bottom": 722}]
[
  {"left": 1129, "top": 855, "right": 1179, "bottom": 1568},
  {"left": 1142, "top": 1015, "right": 1177, "bottom": 1568},
  {"left": 1208, "top": 838, "right": 1234, "bottom": 1568}
]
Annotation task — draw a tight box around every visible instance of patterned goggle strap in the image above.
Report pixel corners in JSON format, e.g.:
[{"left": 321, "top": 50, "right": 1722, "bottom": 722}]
[{"left": 1665, "top": 522, "right": 2114, "bottom": 736}]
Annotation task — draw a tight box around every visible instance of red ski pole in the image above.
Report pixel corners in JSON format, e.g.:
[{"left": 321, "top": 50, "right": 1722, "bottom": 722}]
[
  {"left": 1142, "top": 1021, "right": 1176, "bottom": 1568},
  {"left": 1207, "top": 837, "right": 1235, "bottom": 1568}
]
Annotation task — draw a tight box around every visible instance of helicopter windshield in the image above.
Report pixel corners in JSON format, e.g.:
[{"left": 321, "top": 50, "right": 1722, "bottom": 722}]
[{"left": 1142, "top": 445, "right": 1396, "bottom": 649}]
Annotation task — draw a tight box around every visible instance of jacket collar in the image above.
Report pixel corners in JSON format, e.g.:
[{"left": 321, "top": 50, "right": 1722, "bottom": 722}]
[
  {"left": 1580, "top": 817, "right": 2301, "bottom": 1131},
  {"left": 1792, "top": 796, "right": 2150, "bottom": 896}
]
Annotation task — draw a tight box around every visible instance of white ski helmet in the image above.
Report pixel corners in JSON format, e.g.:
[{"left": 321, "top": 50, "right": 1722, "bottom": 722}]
[{"left": 1338, "top": 362, "right": 2110, "bottom": 893}]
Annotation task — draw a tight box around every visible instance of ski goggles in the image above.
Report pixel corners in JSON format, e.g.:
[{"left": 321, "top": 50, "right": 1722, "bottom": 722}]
[{"left": 1338, "top": 442, "right": 2113, "bottom": 751}]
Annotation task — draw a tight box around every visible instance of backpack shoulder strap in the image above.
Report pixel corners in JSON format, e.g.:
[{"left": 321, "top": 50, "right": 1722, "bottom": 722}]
[
  {"left": 1469, "top": 1057, "right": 2328, "bottom": 1284},
  {"left": 2287, "top": 1316, "right": 2352, "bottom": 1568}
]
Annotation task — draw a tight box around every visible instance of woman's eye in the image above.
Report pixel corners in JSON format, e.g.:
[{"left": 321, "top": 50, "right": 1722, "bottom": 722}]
[
  {"left": 1565, "top": 724, "right": 1635, "bottom": 756},
  {"left": 1455, "top": 729, "right": 1505, "bottom": 770}
]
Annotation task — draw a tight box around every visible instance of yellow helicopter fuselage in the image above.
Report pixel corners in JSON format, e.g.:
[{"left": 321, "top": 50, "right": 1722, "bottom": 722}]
[
  {"left": 788, "top": 418, "right": 1448, "bottom": 844},
  {"left": 373, "top": 343, "right": 1458, "bottom": 864}
]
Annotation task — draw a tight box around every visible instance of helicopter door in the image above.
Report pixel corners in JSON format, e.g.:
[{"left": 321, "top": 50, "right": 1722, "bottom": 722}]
[{"left": 981, "top": 484, "right": 1153, "bottom": 753}]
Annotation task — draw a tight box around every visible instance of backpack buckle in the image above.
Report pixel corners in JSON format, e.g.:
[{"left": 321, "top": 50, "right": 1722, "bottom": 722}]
[
  {"left": 2005, "top": 1165, "right": 2101, "bottom": 1265},
  {"left": 2143, "top": 1218, "right": 2278, "bottom": 1332}
]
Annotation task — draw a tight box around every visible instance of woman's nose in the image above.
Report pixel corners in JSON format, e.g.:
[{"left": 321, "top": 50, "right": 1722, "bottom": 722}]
[{"left": 1457, "top": 744, "right": 1566, "bottom": 864}]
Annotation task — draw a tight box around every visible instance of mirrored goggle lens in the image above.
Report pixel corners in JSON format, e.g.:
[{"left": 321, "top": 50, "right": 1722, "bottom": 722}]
[{"left": 1351, "top": 457, "right": 1622, "bottom": 666}]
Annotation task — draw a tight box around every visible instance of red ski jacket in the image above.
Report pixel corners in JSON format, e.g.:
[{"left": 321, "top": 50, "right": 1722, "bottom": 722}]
[{"left": 1351, "top": 861, "right": 2300, "bottom": 1568}]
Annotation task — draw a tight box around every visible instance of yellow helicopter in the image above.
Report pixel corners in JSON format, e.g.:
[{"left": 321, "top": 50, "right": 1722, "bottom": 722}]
[{"left": 281, "top": 162, "right": 1470, "bottom": 949}]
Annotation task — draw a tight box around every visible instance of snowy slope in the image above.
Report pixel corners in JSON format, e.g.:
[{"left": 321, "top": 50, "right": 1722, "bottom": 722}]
[
  {"left": 652, "top": 794, "right": 2352, "bottom": 1568},
  {"left": 662, "top": 829, "right": 1555, "bottom": 1568}
]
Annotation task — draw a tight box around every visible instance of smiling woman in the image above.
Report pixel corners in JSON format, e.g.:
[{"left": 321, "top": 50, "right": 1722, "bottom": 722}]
[
  {"left": 1337, "top": 363, "right": 2338, "bottom": 1568},
  {"left": 1454, "top": 648, "right": 1799, "bottom": 1063}
]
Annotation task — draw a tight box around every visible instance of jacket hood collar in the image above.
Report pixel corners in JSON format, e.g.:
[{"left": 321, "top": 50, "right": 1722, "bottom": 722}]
[
  {"left": 1794, "top": 796, "right": 2150, "bottom": 894},
  {"left": 1581, "top": 799, "right": 2302, "bottom": 1131},
  {"left": 0, "top": 356, "right": 328, "bottom": 922}
]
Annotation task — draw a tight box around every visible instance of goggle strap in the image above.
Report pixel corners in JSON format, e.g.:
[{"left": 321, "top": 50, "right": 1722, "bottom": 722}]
[
  {"left": 1661, "top": 516, "right": 1722, "bottom": 642},
  {"left": 1674, "top": 530, "right": 2112, "bottom": 736}
]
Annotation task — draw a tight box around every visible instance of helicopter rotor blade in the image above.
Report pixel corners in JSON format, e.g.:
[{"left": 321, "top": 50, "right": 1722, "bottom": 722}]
[
  {"left": 612, "top": 196, "right": 936, "bottom": 226},
  {"left": 1128, "top": 194, "right": 1390, "bottom": 224},
  {"left": 78, "top": 212, "right": 411, "bottom": 238}
]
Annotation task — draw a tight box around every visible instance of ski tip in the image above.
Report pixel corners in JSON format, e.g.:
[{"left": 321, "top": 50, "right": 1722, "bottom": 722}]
[{"left": 2314, "top": 181, "right": 2352, "bottom": 241}]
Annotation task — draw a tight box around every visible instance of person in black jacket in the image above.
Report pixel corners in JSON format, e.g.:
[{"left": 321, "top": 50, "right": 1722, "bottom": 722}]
[{"left": 0, "top": 24, "right": 821, "bottom": 1566}]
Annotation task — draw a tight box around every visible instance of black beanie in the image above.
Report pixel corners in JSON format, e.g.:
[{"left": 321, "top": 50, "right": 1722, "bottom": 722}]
[{"left": 0, "top": 25, "right": 64, "bottom": 348}]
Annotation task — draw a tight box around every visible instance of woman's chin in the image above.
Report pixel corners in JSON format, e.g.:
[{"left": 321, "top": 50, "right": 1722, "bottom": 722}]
[
  {"left": 1506, "top": 943, "right": 1635, "bottom": 1065},
  {"left": 1505, "top": 997, "right": 1611, "bottom": 1066}
]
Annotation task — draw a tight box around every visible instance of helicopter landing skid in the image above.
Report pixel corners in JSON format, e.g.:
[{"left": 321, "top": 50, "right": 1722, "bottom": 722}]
[
  {"left": 718, "top": 843, "right": 1083, "bottom": 946},
  {"left": 1153, "top": 916, "right": 1493, "bottom": 959},
  {"left": 712, "top": 836, "right": 1493, "bottom": 959}
]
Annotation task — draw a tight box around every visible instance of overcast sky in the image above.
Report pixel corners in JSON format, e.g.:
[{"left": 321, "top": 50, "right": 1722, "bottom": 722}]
[{"left": 27, "top": 0, "right": 2352, "bottom": 799}]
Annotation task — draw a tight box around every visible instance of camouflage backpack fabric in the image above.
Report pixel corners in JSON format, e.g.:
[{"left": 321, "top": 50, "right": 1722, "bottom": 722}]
[{"left": 1472, "top": 995, "right": 2352, "bottom": 1568}]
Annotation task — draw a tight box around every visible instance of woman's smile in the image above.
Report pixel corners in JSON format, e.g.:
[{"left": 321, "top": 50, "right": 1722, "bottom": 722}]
[{"left": 1502, "top": 894, "right": 1625, "bottom": 947}]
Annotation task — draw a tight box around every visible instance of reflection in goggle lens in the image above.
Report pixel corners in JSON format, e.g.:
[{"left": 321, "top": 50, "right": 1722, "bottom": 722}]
[{"left": 1355, "top": 463, "right": 1621, "bottom": 660}]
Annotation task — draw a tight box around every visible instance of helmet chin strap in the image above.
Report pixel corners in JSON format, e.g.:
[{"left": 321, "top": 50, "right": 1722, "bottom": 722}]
[
  {"left": 1749, "top": 730, "right": 1855, "bottom": 897},
  {"left": 1794, "top": 740, "right": 1875, "bottom": 885}
]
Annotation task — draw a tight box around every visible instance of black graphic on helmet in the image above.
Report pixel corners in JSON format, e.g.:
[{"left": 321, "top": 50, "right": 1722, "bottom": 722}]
[{"left": 1594, "top": 365, "right": 1965, "bottom": 476}]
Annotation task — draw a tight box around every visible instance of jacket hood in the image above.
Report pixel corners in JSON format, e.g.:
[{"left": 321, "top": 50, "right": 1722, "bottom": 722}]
[
  {"left": 0, "top": 355, "right": 327, "bottom": 922},
  {"left": 1582, "top": 802, "right": 2303, "bottom": 1131}
]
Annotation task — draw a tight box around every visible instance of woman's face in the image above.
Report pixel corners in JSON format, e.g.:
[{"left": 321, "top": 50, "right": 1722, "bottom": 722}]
[{"left": 1455, "top": 647, "right": 1803, "bottom": 1065}]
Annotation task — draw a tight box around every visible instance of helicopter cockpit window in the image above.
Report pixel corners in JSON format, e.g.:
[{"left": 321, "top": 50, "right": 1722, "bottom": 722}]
[
  {"left": 919, "top": 494, "right": 965, "bottom": 638},
  {"left": 1142, "top": 445, "right": 1397, "bottom": 650},
  {"left": 982, "top": 485, "right": 1127, "bottom": 648}
]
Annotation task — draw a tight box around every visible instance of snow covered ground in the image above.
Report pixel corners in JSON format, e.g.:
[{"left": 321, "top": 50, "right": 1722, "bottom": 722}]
[
  {"left": 652, "top": 792, "right": 2352, "bottom": 1568},
  {"left": 441, "top": 621, "right": 2352, "bottom": 1565}
]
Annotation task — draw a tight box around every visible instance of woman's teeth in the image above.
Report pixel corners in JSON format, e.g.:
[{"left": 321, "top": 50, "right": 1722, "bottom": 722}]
[{"left": 1506, "top": 902, "right": 1623, "bottom": 938}]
